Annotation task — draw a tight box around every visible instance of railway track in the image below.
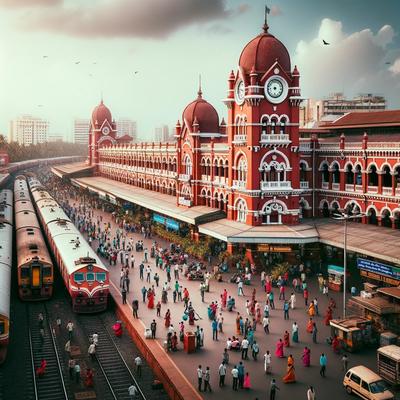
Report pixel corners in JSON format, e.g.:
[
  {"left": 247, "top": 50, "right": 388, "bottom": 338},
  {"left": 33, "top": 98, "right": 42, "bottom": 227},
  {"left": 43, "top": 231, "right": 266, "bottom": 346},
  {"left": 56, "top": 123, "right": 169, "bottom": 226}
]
[
  {"left": 27, "top": 303, "right": 70, "bottom": 400},
  {"left": 77, "top": 314, "right": 146, "bottom": 400}
]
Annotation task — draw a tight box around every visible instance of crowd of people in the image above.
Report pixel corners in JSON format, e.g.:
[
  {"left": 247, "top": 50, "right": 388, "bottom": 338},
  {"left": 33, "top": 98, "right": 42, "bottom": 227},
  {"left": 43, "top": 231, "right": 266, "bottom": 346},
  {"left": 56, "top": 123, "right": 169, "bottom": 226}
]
[{"left": 37, "top": 170, "right": 347, "bottom": 399}]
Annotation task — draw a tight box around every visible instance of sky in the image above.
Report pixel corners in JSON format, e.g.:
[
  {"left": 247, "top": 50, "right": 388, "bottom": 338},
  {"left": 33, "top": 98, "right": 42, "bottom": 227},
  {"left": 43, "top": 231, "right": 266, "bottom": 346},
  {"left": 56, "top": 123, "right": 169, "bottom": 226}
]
[{"left": 0, "top": 0, "right": 399, "bottom": 142}]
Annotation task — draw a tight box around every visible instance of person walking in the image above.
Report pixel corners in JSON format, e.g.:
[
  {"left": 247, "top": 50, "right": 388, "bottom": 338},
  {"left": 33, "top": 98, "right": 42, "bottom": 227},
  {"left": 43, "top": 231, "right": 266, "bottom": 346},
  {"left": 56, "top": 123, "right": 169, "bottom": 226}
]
[
  {"left": 150, "top": 320, "right": 157, "bottom": 339},
  {"left": 263, "top": 315, "right": 270, "bottom": 334},
  {"left": 132, "top": 299, "right": 139, "bottom": 318},
  {"left": 203, "top": 366, "right": 211, "bottom": 392},
  {"left": 252, "top": 340, "right": 259, "bottom": 361},
  {"left": 134, "top": 355, "right": 142, "bottom": 378},
  {"left": 241, "top": 337, "right": 249, "bottom": 360},
  {"left": 212, "top": 319, "right": 218, "bottom": 341},
  {"left": 307, "top": 385, "right": 316, "bottom": 400},
  {"left": 237, "top": 361, "right": 245, "bottom": 389},
  {"left": 312, "top": 322, "right": 318, "bottom": 343},
  {"left": 68, "top": 358, "right": 75, "bottom": 379},
  {"left": 342, "top": 354, "right": 349, "bottom": 371},
  {"left": 75, "top": 362, "right": 81, "bottom": 384},
  {"left": 141, "top": 286, "right": 147, "bottom": 303},
  {"left": 264, "top": 350, "right": 271, "bottom": 374},
  {"left": 319, "top": 353, "right": 327, "bottom": 377},
  {"left": 122, "top": 287, "right": 127, "bottom": 304},
  {"left": 269, "top": 291, "right": 275, "bottom": 309},
  {"left": 218, "top": 361, "right": 226, "bottom": 387},
  {"left": 66, "top": 321, "right": 74, "bottom": 341},
  {"left": 283, "top": 301, "right": 289, "bottom": 320},
  {"left": 269, "top": 378, "right": 280, "bottom": 400},
  {"left": 237, "top": 280, "right": 244, "bottom": 296},
  {"left": 139, "top": 263, "right": 144, "bottom": 280},
  {"left": 197, "top": 365, "right": 203, "bottom": 392},
  {"left": 88, "top": 343, "right": 96, "bottom": 360},
  {"left": 128, "top": 384, "right": 138, "bottom": 399},
  {"left": 231, "top": 365, "right": 239, "bottom": 391}
]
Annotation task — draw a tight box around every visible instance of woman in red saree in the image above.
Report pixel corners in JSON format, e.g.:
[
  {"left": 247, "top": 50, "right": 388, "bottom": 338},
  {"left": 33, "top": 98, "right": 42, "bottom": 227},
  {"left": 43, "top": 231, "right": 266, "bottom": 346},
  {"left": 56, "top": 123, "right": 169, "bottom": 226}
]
[
  {"left": 147, "top": 289, "right": 155, "bottom": 309},
  {"left": 283, "top": 330, "right": 290, "bottom": 347},
  {"left": 332, "top": 335, "right": 340, "bottom": 354},
  {"left": 85, "top": 368, "right": 94, "bottom": 387},
  {"left": 324, "top": 307, "right": 333, "bottom": 326},
  {"left": 164, "top": 309, "right": 171, "bottom": 328},
  {"left": 36, "top": 359, "right": 47, "bottom": 377},
  {"left": 221, "top": 289, "right": 228, "bottom": 309},
  {"left": 275, "top": 339, "right": 284, "bottom": 358},
  {"left": 306, "top": 317, "right": 314, "bottom": 333}
]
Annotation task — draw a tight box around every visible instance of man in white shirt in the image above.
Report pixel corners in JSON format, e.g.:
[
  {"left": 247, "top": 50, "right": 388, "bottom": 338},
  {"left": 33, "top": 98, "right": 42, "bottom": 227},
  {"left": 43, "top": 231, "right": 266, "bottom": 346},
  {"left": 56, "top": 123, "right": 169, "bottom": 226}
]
[
  {"left": 128, "top": 384, "right": 138, "bottom": 399},
  {"left": 197, "top": 365, "right": 203, "bottom": 391},
  {"left": 263, "top": 316, "right": 270, "bottom": 334},
  {"left": 264, "top": 350, "right": 271, "bottom": 374},
  {"left": 226, "top": 338, "right": 232, "bottom": 350},
  {"left": 307, "top": 385, "right": 316, "bottom": 400},
  {"left": 231, "top": 365, "right": 239, "bottom": 391},
  {"left": 66, "top": 321, "right": 74, "bottom": 340},
  {"left": 290, "top": 293, "right": 296, "bottom": 309},
  {"left": 218, "top": 362, "right": 226, "bottom": 387},
  {"left": 134, "top": 355, "right": 142, "bottom": 377},
  {"left": 241, "top": 337, "right": 249, "bottom": 360}
]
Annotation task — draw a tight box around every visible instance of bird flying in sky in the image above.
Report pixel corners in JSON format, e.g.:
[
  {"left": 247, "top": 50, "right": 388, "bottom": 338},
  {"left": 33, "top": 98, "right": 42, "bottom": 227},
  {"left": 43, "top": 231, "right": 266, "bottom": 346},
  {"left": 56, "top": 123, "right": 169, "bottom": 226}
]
[
  {"left": 43, "top": 56, "right": 48, "bottom": 58},
  {"left": 75, "top": 61, "right": 80, "bottom": 64},
  {"left": 322, "top": 40, "right": 330, "bottom": 45},
  {"left": 385, "top": 61, "right": 391, "bottom": 65}
]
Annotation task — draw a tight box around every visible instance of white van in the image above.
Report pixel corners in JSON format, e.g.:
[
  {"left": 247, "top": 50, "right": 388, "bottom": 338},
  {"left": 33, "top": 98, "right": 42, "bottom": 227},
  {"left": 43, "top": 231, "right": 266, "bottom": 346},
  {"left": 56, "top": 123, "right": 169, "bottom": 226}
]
[{"left": 343, "top": 366, "right": 394, "bottom": 400}]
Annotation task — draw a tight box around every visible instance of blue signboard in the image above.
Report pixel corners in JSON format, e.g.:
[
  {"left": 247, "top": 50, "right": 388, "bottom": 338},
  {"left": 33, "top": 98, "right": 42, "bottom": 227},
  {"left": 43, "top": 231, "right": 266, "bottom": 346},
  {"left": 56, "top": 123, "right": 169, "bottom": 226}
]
[
  {"left": 357, "top": 258, "right": 400, "bottom": 279},
  {"left": 166, "top": 218, "right": 180, "bottom": 231},
  {"left": 153, "top": 214, "right": 166, "bottom": 225}
]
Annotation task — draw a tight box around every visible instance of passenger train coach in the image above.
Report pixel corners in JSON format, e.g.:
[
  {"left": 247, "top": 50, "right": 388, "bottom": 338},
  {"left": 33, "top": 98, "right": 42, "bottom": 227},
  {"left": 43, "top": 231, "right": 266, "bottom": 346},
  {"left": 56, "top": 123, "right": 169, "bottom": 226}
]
[
  {"left": 28, "top": 179, "right": 109, "bottom": 313},
  {"left": 14, "top": 176, "right": 53, "bottom": 300},
  {"left": 0, "top": 189, "right": 13, "bottom": 364}
]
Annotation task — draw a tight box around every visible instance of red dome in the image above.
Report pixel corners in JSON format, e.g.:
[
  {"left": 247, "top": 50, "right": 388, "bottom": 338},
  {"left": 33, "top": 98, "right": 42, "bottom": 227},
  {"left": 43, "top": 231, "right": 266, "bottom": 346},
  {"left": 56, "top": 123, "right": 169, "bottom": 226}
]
[
  {"left": 182, "top": 90, "right": 219, "bottom": 133},
  {"left": 239, "top": 31, "right": 291, "bottom": 74},
  {"left": 92, "top": 100, "right": 112, "bottom": 126}
]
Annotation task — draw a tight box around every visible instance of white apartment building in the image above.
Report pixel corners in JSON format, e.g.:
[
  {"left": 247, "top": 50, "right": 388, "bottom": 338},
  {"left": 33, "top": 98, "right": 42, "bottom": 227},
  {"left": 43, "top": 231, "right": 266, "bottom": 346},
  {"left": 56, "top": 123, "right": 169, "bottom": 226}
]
[
  {"left": 9, "top": 115, "right": 49, "bottom": 145},
  {"left": 154, "top": 124, "right": 169, "bottom": 142},
  {"left": 74, "top": 119, "right": 90, "bottom": 145},
  {"left": 116, "top": 118, "right": 137, "bottom": 141}
]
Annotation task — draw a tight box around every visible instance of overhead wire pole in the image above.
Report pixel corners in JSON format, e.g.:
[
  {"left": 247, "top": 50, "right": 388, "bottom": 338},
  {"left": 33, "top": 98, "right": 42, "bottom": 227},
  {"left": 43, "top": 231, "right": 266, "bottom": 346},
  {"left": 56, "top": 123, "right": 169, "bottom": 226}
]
[{"left": 332, "top": 210, "right": 365, "bottom": 318}]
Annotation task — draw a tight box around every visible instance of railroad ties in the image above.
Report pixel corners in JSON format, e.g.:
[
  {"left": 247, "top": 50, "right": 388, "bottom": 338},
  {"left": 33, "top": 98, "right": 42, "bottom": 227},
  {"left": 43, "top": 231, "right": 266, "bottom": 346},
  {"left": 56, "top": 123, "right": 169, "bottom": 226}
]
[
  {"left": 27, "top": 303, "right": 70, "bottom": 400},
  {"left": 77, "top": 315, "right": 146, "bottom": 400}
]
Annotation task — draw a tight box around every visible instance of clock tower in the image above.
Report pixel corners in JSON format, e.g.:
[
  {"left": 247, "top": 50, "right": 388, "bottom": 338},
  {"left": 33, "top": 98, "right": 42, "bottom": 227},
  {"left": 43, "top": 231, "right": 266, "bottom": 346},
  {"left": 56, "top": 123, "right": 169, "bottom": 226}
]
[
  {"left": 89, "top": 100, "right": 117, "bottom": 168},
  {"left": 224, "top": 16, "right": 302, "bottom": 226}
]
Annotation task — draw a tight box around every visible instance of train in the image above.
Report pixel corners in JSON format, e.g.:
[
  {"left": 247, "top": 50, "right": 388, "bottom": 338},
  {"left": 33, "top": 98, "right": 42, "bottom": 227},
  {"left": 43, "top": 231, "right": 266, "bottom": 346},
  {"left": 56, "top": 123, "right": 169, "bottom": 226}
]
[
  {"left": 14, "top": 176, "right": 54, "bottom": 300},
  {"left": 28, "top": 178, "right": 109, "bottom": 313},
  {"left": 0, "top": 189, "right": 13, "bottom": 364}
]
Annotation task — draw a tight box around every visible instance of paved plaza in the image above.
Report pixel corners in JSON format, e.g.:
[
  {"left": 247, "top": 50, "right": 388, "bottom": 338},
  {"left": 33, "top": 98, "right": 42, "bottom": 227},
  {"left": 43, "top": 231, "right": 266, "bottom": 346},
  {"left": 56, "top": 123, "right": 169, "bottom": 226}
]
[{"left": 66, "top": 199, "right": 382, "bottom": 400}]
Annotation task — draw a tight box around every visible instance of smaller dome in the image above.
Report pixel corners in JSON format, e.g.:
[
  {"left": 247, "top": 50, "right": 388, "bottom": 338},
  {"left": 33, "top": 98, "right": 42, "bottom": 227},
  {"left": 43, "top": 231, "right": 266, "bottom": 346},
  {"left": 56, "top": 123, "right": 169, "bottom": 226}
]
[
  {"left": 92, "top": 100, "right": 112, "bottom": 126},
  {"left": 182, "top": 90, "right": 219, "bottom": 133}
]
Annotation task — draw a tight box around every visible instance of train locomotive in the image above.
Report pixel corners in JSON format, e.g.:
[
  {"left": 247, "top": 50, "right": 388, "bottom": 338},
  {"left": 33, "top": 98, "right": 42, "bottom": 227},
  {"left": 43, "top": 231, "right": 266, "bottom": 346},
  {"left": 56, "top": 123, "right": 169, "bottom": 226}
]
[
  {"left": 0, "top": 189, "right": 13, "bottom": 364},
  {"left": 28, "top": 179, "right": 109, "bottom": 313},
  {"left": 14, "top": 176, "right": 53, "bottom": 300}
]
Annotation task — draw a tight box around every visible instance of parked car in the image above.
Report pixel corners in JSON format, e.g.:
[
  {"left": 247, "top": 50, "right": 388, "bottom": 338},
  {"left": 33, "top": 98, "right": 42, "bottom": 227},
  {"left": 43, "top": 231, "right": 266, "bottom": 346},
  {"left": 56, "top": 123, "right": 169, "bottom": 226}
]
[{"left": 343, "top": 365, "right": 394, "bottom": 400}]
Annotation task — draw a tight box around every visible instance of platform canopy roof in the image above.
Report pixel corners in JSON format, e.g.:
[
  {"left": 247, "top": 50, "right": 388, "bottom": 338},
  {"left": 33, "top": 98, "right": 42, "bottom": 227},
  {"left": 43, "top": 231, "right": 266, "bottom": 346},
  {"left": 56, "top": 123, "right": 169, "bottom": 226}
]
[
  {"left": 51, "top": 162, "right": 94, "bottom": 178},
  {"left": 72, "top": 176, "right": 225, "bottom": 226}
]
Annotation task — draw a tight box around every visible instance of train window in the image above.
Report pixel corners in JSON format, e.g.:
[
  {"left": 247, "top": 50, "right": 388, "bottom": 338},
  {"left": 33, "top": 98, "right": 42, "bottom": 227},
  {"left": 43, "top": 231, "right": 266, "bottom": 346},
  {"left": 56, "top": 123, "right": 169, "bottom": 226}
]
[
  {"left": 96, "top": 273, "right": 106, "bottom": 282},
  {"left": 86, "top": 273, "right": 95, "bottom": 282},
  {"left": 21, "top": 267, "right": 29, "bottom": 278},
  {"left": 43, "top": 267, "right": 52, "bottom": 277},
  {"left": 74, "top": 272, "right": 84, "bottom": 282},
  {"left": 0, "top": 321, "right": 4, "bottom": 335}
]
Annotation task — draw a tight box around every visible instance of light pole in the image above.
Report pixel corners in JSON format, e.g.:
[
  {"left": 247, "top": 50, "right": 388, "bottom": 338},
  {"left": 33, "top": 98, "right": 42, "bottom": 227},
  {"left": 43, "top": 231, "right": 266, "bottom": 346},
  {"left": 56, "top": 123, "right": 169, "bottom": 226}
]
[{"left": 332, "top": 211, "right": 365, "bottom": 318}]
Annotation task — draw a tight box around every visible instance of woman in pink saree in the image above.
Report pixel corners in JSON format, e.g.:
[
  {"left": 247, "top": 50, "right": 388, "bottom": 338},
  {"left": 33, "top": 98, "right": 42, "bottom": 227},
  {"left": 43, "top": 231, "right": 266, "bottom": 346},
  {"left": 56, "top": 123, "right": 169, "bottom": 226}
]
[
  {"left": 301, "top": 346, "right": 311, "bottom": 367},
  {"left": 275, "top": 338, "right": 284, "bottom": 358}
]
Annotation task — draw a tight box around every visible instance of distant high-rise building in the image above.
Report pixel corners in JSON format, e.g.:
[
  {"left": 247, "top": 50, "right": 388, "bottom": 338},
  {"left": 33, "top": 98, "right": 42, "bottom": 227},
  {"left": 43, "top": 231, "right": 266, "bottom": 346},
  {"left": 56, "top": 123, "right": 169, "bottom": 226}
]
[
  {"left": 116, "top": 118, "right": 137, "bottom": 141},
  {"left": 300, "top": 93, "right": 387, "bottom": 127},
  {"left": 9, "top": 115, "right": 49, "bottom": 145},
  {"left": 74, "top": 119, "right": 90, "bottom": 145},
  {"left": 154, "top": 125, "right": 169, "bottom": 142}
]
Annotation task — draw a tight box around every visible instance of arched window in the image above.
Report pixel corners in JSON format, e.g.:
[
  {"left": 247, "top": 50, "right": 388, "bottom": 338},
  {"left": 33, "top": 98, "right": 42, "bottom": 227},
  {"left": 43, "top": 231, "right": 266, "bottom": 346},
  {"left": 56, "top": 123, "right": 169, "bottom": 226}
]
[
  {"left": 367, "top": 208, "right": 378, "bottom": 225},
  {"left": 270, "top": 117, "right": 278, "bottom": 135},
  {"left": 321, "top": 164, "right": 329, "bottom": 183},
  {"left": 394, "top": 210, "right": 400, "bottom": 230},
  {"left": 183, "top": 154, "right": 192, "bottom": 176},
  {"left": 368, "top": 164, "right": 378, "bottom": 186},
  {"left": 236, "top": 199, "right": 247, "bottom": 223},
  {"left": 355, "top": 165, "right": 362, "bottom": 185},
  {"left": 381, "top": 209, "right": 392, "bottom": 228},
  {"left": 321, "top": 201, "right": 329, "bottom": 218},
  {"left": 279, "top": 117, "right": 287, "bottom": 135},
  {"left": 332, "top": 163, "right": 340, "bottom": 184},
  {"left": 237, "top": 156, "right": 247, "bottom": 183},
  {"left": 382, "top": 166, "right": 391, "bottom": 188},
  {"left": 261, "top": 201, "right": 285, "bottom": 224},
  {"left": 345, "top": 164, "right": 354, "bottom": 184},
  {"left": 299, "top": 162, "right": 307, "bottom": 182},
  {"left": 261, "top": 116, "right": 268, "bottom": 136}
]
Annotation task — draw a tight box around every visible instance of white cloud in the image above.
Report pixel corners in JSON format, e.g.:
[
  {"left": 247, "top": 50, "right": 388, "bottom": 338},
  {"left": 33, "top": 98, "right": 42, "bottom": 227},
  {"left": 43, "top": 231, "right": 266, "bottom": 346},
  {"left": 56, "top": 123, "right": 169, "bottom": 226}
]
[
  {"left": 270, "top": 5, "right": 282, "bottom": 17},
  {"left": 389, "top": 58, "right": 400, "bottom": 75},
  {"left": 294, "top": 18, "right": 400, "bottom": 108}
]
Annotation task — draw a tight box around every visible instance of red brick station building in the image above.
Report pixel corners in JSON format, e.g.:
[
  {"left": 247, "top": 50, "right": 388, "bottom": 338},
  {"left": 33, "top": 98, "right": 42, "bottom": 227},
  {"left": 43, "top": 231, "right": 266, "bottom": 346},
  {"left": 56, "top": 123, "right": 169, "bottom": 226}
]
[{"left": 54, "top": 20, "right": 400, "bottom": 286}]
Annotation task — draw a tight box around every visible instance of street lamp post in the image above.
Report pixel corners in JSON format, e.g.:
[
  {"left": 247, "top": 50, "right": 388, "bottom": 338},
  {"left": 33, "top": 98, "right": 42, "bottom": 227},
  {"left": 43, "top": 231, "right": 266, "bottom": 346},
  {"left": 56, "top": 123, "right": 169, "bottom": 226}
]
[{"left": 332, "top": 211, "right": 364, "bottom": 318}]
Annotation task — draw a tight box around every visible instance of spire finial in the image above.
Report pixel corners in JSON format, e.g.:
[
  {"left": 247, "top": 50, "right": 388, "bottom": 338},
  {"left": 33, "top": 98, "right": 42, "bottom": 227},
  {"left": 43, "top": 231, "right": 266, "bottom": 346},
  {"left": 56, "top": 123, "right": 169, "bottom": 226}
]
[
  {"left": 197, "top": 74, "right": 202, "bottom": 98},
  {"left": 263, "top": 3, "right": 270, "bottom": 33},
  {"left": 100, "top": 91, "right": 103, "bottom": 104}
]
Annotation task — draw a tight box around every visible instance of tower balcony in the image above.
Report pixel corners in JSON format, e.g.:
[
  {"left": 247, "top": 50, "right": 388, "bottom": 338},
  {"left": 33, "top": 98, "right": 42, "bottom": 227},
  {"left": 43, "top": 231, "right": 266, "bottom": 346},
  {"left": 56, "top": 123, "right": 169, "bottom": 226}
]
[
  {"left": 179, "top": 174, "right": 191, "bottom": 182},
  {"left": 232, "top": 180, "right": 246, "bottom": 189},
  {"left": 260, "top": 133, "right": 290, "bottom": 144},
  {"left": 232, "top": 135, "right": 247, "bottom": 144},
  {"left": 260, "top": 181, "right": 292, "bottom": 191}
]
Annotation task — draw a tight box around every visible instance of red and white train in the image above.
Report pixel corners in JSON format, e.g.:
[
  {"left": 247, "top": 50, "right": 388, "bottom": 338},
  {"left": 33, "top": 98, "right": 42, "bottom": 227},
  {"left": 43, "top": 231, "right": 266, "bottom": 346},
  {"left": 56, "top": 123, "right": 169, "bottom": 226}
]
[
  {"left": 28, "top": 178, "right": 109, "bottom": 313},
  {"left": 0, "top": 189, "right": 13, "bottom": 364}
]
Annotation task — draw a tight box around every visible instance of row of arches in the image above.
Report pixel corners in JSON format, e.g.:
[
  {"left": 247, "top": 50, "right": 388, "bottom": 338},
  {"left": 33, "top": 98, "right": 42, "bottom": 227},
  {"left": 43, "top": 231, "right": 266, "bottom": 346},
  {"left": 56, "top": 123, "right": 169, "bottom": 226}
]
[
  {"left": 319, "top": 199, "right": 400, "bottom": 228},
  {"left": 200, "top": 157, "right": 229, "bottom": 178}
]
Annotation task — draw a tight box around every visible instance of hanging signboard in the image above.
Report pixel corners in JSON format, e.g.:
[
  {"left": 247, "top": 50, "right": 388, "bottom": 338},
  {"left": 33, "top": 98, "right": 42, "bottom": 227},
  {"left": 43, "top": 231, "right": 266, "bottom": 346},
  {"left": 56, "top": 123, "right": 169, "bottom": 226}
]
[
  {"left": 153, "top": 214, "right": 166, "bottom": 225},
  {"left": 166, "top": 218, "right": 180, "bottom": 231},
  {"left": 357, "top": 258, "right": 400, "bottom": 280}
]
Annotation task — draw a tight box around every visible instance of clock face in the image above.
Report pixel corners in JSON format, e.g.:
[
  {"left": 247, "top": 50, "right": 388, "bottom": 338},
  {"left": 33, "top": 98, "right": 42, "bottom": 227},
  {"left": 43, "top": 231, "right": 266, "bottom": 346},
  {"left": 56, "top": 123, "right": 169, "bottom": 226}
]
[
  {"left": 102, "top": 127, "right": 110, "bottom": 135},
  {"left": 264, "top": 76, "right": 288, "bottom": 104},
  {"left": 234, "top": 79, "right": 245, "bottom": 105}
]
